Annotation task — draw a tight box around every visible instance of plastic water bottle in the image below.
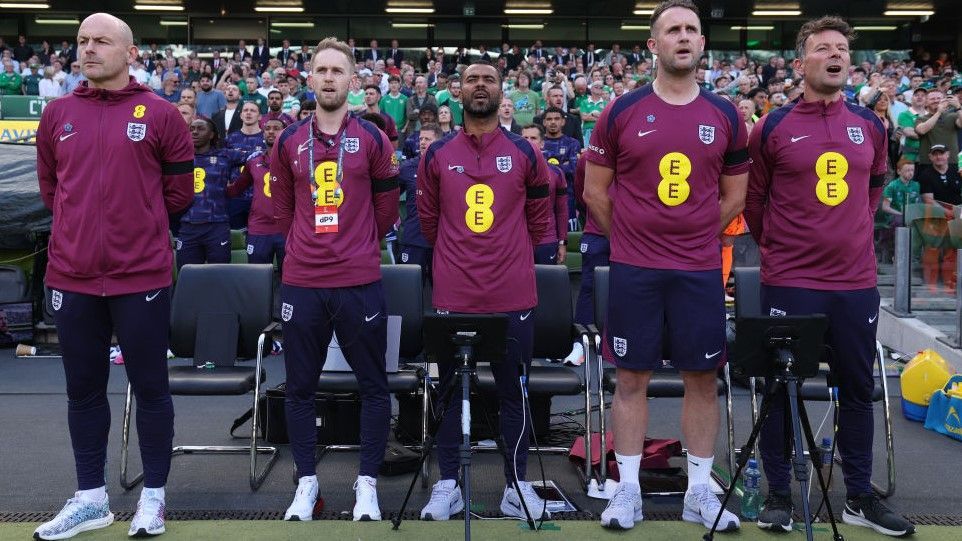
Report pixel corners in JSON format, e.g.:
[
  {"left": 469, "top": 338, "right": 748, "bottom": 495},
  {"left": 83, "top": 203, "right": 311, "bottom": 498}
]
[
  {"left": 741, "top": 459, "right": 762, "bottom": 520},
  {"left": 818, "top": 437, "right": 833, "bottom": 489}
]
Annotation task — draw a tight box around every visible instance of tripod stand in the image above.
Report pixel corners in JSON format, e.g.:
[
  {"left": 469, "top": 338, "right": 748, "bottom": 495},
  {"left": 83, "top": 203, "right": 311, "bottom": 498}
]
[
  {"left": 707, "top": 315, "right": 843, "bottom": 541},
  {"left": 391, "top": 314, "right": 537, "bottom": 540}
]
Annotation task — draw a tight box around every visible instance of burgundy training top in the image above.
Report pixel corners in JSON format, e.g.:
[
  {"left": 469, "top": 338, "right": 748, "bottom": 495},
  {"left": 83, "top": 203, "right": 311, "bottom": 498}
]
[
  {"left": 536, "top": 164, "right": 568, "bottom": 245},
  {"left": 586, "top": 84, "right": 749, "bottom": 271},
  {"left": 270, "top": 114, "right": 400, "bottom": 289},
  {"left": 37, "top": 77, "right": 194, "bottom": 296},
  {"left": 745, "top": 96, "right": 887, "bottom": 290},
  {"left": 417, "top": 127, "right": 550, "bottom": 312},
  {"left": 228, "top": 149, "right": 282, "bottom": 235}
]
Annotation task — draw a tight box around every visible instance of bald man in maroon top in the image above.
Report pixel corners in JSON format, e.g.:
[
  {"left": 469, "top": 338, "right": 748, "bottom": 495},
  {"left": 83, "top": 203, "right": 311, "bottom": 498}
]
[
  {"left": 416, "top": 61, "right": 552, "bottom": 522},
  {"left": 746, "top": 17, "right": 914, "bottom": 537},
  {"left": 271, "top": 38, "right": 399, "bottom": 523},
  {"left": 584, "top": 0, "right": 747, "bottom": 531}
]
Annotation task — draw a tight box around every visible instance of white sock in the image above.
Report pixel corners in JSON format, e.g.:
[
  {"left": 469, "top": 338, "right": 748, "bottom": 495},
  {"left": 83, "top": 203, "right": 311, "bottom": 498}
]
[
  {"left": 615, "top": 453, "right": 641, "bottom": 487},
  {"left": 142, "top": 487, "right": 165, "bottom": 501},
  {"left": 77, "top": 486, "right": 106, "bottom": 503},
  {"left": 358, "top": 475, "right": 376, "bottom": 486},
  {"left": 298, "top": 475, "right": 318, "bottom": 485},
  {"left": 687, "top": 454, "right": 714, "bottom": 489}
]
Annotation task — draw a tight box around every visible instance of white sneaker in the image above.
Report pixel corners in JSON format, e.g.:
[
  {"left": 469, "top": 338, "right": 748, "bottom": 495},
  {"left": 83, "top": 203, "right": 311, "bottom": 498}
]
[
  {"left": 34, "top": 492, "right": 114, "bottom": 540},
  {"left": 500, "top": 481, "right": 550, "bottom": 521},
  {"left": 600, "top": 482, "right": 643, "bottom": 529},
  {"left": 420, "top": 479, "right": 464, "bottom": 521},
  {"left": 353, "top": 475, "right": 381, "bottom": 521},
  {"left": 128, "top": 487, "right": 165, "bottom": 537},
  {"left": 284, "top": 476, "right": 318, "bottom": 521},
  {"left": 563, "top": 342, "right": 585, "bottom": 366},
  {"left": 683, "top": 483, "right": 740, "bottom": 531}
]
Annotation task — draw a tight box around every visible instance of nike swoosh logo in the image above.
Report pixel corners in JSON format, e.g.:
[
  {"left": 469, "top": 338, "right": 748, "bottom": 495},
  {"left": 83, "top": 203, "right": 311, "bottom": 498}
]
[
  {"left": 145, "top": 291, "right": 161, "bottom": 302},
  {"left": 790, "top": 135, "right": 811, "bottom": 143},
  {"left": 448, "top": 165, "right": 464, "bottom": 172},
  {"left": 59, "top": 132, "right": 78, "bottom": 142},
  {"left": 365, "top": 312, "right": 380, "bottom": 322},
  {"left": 868, "top": 314, "right": 878, "bottom": 324},
  {"left": 637, "top": 129, "right": 657, "bottom": 138},
  {"left": 705, "top": 350, "right": 722, "bottom": 359},
  {"left": 519, "top": 311, "right": 532, "bottom": 321},
  {"left": 220, "top": 240, "right": 229, "bottom": 246}
]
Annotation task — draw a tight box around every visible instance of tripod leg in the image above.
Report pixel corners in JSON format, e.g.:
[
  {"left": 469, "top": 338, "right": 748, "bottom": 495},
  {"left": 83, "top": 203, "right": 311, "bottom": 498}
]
[
  {"left": 461, "top": 364, "right": 472, "bottom": 541},
  {"left": 705, "top": 378, "right": 781, "bottom": 541},
  {"left": 391, "top": 361, "right": 463, "bottom": 530},
  {"left": 797, "top": 398, "right": 845, "bottom": 541},
  {"left": 786, "top": 380, "right": 815, "bottom": 541}
]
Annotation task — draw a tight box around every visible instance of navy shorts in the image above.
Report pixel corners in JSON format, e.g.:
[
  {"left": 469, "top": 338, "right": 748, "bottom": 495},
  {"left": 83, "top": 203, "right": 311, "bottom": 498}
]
[{"left": 605, "top": 262, "right": 725, "bottom": 371}]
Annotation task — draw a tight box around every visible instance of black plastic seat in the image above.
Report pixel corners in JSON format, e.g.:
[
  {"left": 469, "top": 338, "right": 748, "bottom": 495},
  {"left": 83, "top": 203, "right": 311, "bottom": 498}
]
[{"left": 120, "top": 263, "right": 278, "bottom": 491}]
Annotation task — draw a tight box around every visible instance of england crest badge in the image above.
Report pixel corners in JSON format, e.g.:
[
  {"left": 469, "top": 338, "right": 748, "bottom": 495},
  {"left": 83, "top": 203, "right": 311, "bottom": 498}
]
[
  {"left": 281, "top": 303, "right": 294, "bottom": 322},
  {"left": 126, "top": 122, "right": 147, "bottom": 142},
  {"left": 698, "top": 124, "right": 715, "bottom": 145},
  {"left": 847, "top": 126, "right": 864, "bottom": 144},
  {"left": 613, "top": 336, "right": 628, "bottom": 357},
  {"left": 51, "top": 290, "right": 63, "bottom": 311},
  {"left": 496, "top": 155, "right": 512, "bottom": 173},
  {"left": 344, "top": 137, "right": 360, "bottom": 153}
]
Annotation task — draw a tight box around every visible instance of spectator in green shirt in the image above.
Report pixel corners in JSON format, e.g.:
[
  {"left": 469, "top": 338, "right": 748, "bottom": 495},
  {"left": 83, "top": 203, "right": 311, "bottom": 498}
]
[
  {"left": 438, "top": 78, "right": 463, "bottom": 126},
  {"left": 243, "top": 76, "right": 268, "bottom": 114},
  {"left": 380, "top": 75, "right": 408, "bottom": 129},
  {"left": 21, "top": 63, "right": 41, "bottom": 95},
  {"left": 881, "top": 160, "right": 921, "bottom": 226},
  {"left": 897, "top": 87, "right": 927, "bottom": 163},
  {"left": 509, "top": 71, "right": 541, "bottom": 126},
  {"left": 580, "top": 81, "right": 609, "bottom": 147},
  {"left": 0, "top": 60, "right": 22, "bottom": 95}
]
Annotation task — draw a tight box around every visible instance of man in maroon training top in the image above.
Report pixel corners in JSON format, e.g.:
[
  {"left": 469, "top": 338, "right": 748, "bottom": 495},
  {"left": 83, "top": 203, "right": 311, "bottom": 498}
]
[
  {"left": 746, "top": 16, "right": 915, "bottom": 537},
  {"left": 227, "top": 117, "right": 287, "bottom": 274},
  {"left": 35, "top": 13, "right": 193, "bottom": 540},
  {"left": 270, "top": 37, "right": 399, "bottom": 523},
  {"left": 521, "top": 123, "right": 569, "bottom": 265},
  {"left": 585, "top": 0, "right": 747, "bottom": 531},
  {"left": 416, "top": 61, "right": 552, "bottom": 522}
]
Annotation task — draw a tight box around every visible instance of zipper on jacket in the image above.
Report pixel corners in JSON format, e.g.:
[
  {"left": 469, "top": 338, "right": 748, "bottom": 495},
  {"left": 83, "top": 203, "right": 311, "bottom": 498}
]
[{"left": 99, "top": 95, "right": 107, "bottom": 296}]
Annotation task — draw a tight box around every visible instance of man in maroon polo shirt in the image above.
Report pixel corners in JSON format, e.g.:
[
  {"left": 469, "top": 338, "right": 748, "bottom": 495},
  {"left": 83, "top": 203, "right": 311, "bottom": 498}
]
[
  {"left": 416, "top": 61, "right": 552, "bottom": 522},
  {"left": 35, "top": 12, "right": 194, "bottom": 540},
  {"left": 746, "top": 16, "right": 914, "bottom": 537},
  {"left": 270, "top": 37, "right": 400, "bottom": 523},
  {"left": 584, "top": 0, "right": 748, "bottom": 531}
]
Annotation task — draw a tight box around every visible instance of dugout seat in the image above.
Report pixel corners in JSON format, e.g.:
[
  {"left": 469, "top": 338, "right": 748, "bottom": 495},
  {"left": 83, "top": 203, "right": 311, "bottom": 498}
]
[
  {"left": 589, "top": 266, "right": 736, "bottom": 493},
  {"left": 734, "top": 267, "right": 896, "bottom": 498},
  {"left": 565, "top": 230, "right": 583, "bottom": 274},
  {"left": 230, "top": 229, "right": 247, "bottom": 264},
  {"left": 120, "top": 264, "right": 278, "bottom": 490},
  {"left": 0, "top": 265, "right": 28, "bottom": 303}
]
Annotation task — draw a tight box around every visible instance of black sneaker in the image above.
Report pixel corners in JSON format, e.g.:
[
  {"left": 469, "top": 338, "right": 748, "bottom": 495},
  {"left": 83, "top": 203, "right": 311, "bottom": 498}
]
[
  {"left": 842, "top": 493, "right": 915, "bottom": 537},
  {"left": 757, "top": 491, "right": 793, "bottom": 532}
]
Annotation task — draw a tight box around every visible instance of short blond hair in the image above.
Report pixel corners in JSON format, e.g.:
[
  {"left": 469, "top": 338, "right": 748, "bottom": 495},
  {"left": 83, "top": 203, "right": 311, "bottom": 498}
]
[{"left": 313, "top": 37, "right": 355, "bottom": 72}]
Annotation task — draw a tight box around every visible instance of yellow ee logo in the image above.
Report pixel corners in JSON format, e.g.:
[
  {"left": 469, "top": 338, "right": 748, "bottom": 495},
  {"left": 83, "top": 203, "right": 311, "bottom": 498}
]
[
  {"left": 314, "top": 161, "right": 343, "bottom": 207},
  {"left": 548, "top": 157, "right": 560, "bottom": 165},
  {"left": 263, "top": 172, "right": 271, "bottom": 197},
  {"left": 133, "top": 104, "right": 146, "bottom": 119},
  {"left": 465, "top": 183, "right": 494, "bottom": 233},
  {"left": 657, "top": 152, "right": 692, "bottom": 207},
  {"left": 193, "top": 167, "right": 206, "bottom": 193},
  {"left": 814, "top": 152, "right": 849, "bottom": 206}
]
